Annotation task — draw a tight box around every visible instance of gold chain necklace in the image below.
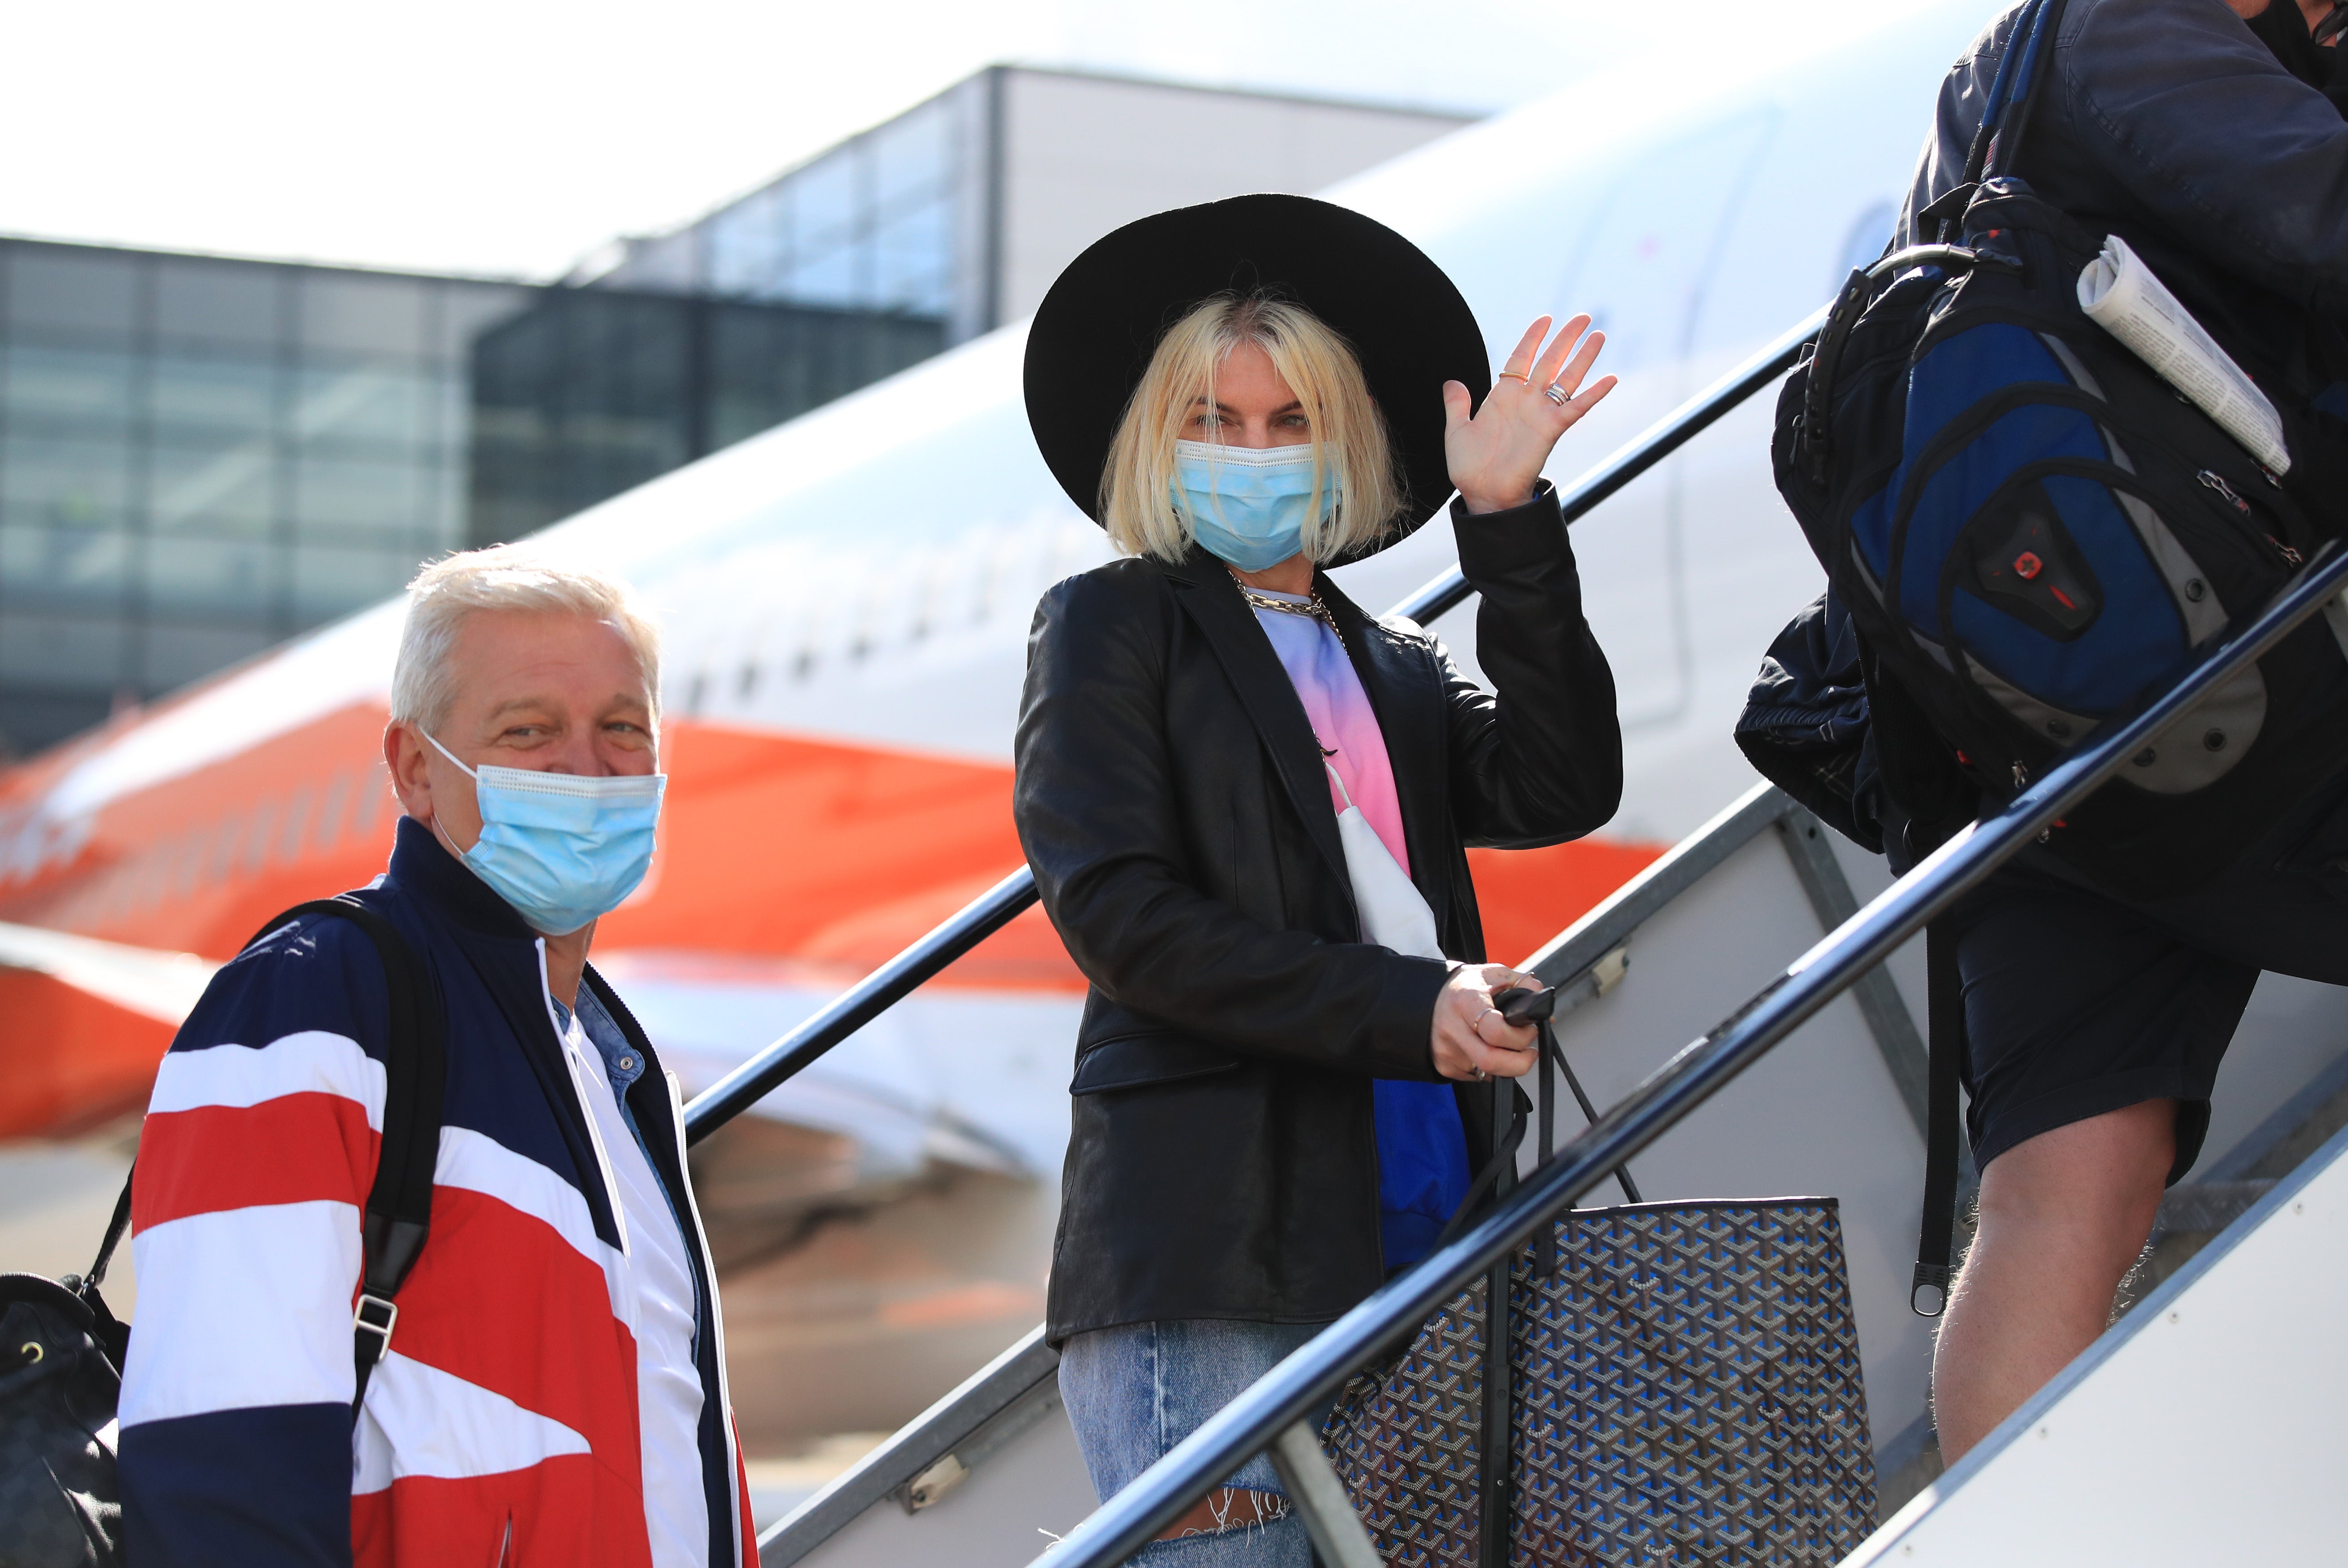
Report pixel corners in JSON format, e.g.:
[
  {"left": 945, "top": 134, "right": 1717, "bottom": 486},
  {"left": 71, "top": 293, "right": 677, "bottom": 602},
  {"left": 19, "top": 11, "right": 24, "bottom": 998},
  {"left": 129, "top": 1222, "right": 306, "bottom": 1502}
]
[{"left": 1232, "top": 577, "right": 1344, "bottom": 642}]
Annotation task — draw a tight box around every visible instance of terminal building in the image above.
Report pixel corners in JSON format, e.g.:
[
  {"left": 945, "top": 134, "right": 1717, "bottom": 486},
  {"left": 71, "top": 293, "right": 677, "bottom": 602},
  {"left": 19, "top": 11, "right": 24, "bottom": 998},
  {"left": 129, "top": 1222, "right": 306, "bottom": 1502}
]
[
  {"left": 0, "top": 242, "right": 527, "bottom": 753},
  {"left": 0, "top": 69, "right": 1469, "bottom": 756}
]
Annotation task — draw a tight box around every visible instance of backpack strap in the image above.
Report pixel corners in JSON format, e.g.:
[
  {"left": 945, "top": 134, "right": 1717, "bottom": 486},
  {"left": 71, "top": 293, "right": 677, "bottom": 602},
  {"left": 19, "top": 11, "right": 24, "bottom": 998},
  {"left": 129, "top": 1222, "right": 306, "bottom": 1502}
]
[
  {"left": 248, "top": 898, "right": 447, "bottom": 1420},
  {"left": 69, "top": 1167, "right": 138, "bottom": 1372},
  {"left": 1911, "top": 922, "right": 1965, "bottom": 1316},
  {"left": 1933, "top": 0, "right": 2070, "bottom": 240},
  {"left": 84, "top": 1168, "right": 134, "bottom": 1291}
]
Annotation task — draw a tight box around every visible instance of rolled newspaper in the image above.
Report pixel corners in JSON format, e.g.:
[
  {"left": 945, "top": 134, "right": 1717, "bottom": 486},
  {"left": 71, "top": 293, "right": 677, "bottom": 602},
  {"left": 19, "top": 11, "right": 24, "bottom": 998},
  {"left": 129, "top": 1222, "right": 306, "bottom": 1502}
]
[{"left": 2076, "top": 232, "right": 2290, "bottom": 475}]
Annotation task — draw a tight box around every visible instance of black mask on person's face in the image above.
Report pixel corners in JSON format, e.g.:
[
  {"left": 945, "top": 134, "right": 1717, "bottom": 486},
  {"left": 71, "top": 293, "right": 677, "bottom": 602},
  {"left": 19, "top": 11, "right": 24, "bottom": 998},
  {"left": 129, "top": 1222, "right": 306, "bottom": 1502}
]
[{"left": 2246, "top": 0, "right": 2341, "bottom": 92}]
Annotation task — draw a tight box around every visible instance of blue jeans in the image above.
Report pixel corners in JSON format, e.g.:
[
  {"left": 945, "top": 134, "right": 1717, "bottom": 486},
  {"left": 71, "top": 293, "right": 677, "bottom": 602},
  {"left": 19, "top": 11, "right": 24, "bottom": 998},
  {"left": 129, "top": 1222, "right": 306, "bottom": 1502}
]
[{"left": 1057, "top": 1319, "right": 1325, "bottom": 1566}]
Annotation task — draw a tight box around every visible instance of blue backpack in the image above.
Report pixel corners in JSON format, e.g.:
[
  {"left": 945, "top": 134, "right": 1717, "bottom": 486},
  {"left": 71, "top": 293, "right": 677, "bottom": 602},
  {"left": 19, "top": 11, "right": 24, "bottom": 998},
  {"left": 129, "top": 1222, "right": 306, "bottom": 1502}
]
[{"left": 1772, "top": 0, "right": 2348, "bottom": 898}]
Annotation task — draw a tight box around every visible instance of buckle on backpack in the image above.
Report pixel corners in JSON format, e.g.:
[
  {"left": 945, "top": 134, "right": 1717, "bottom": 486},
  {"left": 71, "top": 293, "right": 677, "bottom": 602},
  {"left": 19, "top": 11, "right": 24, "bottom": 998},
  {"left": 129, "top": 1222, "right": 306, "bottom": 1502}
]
[{"left": 354, "top": 1293, "right": 399, "bottom": 1355}]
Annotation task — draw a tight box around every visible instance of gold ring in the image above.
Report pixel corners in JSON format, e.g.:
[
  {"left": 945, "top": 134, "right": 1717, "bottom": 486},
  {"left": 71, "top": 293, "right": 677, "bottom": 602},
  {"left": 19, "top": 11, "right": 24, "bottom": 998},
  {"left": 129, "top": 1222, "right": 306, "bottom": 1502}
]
[{"left": 1495, "top": 371, "right": 1532, "bottom": 384}]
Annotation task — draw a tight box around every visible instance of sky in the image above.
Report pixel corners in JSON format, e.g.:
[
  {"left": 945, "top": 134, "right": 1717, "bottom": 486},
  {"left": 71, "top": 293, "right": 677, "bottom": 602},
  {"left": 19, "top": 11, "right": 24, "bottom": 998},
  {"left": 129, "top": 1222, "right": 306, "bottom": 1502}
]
[{"left": 2, "top": 0, "right": 1895, "bottom": 283}]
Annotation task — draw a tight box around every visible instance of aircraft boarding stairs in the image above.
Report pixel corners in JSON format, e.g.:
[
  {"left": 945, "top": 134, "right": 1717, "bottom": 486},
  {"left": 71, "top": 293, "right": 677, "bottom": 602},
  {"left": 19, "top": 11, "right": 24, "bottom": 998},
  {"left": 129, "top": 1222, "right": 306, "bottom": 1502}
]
[
  {"left": 744, "top": 782, "right": 2348, "bottom": 1567},
  {"left": 672, "top": 305, "right": 2348, "bottom": 1565}
]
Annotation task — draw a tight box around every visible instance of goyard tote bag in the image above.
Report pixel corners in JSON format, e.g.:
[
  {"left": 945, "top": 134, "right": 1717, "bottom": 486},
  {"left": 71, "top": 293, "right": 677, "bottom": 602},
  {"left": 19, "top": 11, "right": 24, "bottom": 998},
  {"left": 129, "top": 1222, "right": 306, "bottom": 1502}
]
[{"left": 1320, "top": 990, "right": 1879, "bottom": 1567}]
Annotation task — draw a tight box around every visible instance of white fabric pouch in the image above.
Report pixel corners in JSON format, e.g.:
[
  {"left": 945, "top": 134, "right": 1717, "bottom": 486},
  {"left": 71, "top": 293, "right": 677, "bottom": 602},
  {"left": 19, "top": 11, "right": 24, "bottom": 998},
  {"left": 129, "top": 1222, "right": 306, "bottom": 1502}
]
[{"left": 1324, "top": 762, "right": 1444, "bottom": 961}]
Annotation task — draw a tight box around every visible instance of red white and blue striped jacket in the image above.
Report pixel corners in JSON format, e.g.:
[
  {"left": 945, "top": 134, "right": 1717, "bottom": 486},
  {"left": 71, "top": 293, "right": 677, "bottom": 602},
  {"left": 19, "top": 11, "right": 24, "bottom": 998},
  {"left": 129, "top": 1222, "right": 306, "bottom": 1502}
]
[{"left": 118, "top": 816, "right": 755, "bottom": 1567}]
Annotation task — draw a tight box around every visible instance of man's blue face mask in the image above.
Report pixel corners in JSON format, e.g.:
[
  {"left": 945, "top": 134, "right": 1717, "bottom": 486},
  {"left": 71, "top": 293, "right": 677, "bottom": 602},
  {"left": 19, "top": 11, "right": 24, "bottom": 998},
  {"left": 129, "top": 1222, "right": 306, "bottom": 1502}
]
[
  {"left": 426, "top": 731, "right": 666, "bottom": 936},
  {"left": 1170, "top": 439, "right": 1335, "bottom": 571}
]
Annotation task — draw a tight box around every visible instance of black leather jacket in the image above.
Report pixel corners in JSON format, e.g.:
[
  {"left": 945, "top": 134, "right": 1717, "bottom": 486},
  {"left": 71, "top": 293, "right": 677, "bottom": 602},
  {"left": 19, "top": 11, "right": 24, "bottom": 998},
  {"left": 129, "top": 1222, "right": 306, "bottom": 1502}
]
[
  {"left": 1900, "top": 0, "right": 2348, "bottom": 406},
  {"left": 1014, "top": 485, "right": 1622, "bottom": 1341}
]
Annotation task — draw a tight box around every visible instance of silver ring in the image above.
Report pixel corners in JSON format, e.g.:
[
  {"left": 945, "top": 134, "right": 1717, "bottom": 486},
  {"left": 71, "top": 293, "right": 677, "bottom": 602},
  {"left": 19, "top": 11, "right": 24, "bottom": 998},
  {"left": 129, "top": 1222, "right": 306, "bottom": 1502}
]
[
  {"left": 1474, "top": 1006, "right": 1499, "bottom": 1039},
  {"left": 1471, "top": 1066, "right": 1487, "bottom": 1080},
  {"left": 1543, "top": 383, "right": 1569, "bottom": 406}
]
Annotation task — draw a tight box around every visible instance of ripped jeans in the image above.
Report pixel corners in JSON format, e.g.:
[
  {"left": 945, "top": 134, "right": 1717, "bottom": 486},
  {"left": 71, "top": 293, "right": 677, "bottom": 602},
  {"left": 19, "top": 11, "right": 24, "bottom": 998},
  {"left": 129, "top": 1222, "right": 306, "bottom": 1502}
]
[{"left": 1056, "top": 1319, "right": 1327, "bottom": 1565}]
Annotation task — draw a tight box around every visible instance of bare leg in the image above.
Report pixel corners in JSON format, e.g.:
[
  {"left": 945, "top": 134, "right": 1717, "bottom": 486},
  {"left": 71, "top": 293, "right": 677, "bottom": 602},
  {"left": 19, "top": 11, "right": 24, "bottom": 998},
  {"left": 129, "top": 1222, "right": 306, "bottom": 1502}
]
[{"left": 1931, "top": 1099, "right": 2175, "bottom": 1462}]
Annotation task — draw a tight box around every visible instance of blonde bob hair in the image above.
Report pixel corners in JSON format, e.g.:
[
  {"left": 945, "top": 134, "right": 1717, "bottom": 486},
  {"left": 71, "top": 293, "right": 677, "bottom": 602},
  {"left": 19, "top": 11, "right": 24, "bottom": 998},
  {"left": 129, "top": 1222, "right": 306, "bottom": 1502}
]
[
  {"left": 391, "top": 544, "right": 661, "bottom": 734},
  {"left": 1099, "top": 293, "right": 1405, "bottom": 565}
]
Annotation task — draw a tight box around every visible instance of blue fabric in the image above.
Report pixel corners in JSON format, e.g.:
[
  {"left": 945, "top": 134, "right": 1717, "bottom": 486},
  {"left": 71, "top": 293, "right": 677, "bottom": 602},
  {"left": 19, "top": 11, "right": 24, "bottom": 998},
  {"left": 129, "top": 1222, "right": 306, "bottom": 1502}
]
[
  {"left": 424, "top": 731, "right": 666, "bottom": 936},
  {"left": 122, "top": 1403, "right": 355, "bottom": 1568},
  {"left": 1851, "top": 322, "right": 2074, "bottom": 582},
  {"left": 1947, "top": 474, "right": 2188, "bottom": 712},
  {"left": 1374, "top": 1079, "right": 1471, "bottom": 1269},
  {"left": 1058, "top": 1319, "right": 1327, "bottom": 1566},
  {"left": 551, "top": 990, "right": 648, "bottom": 1139},
  {"left": 1896, "top": 401, "right": 2106, "bottom": 637},
  {"left": 1854, "top": 319, "right": 2192, "bottom": 719},
  {"left": 1170, "top": 441, "right": 1333, "bottom": 571}
]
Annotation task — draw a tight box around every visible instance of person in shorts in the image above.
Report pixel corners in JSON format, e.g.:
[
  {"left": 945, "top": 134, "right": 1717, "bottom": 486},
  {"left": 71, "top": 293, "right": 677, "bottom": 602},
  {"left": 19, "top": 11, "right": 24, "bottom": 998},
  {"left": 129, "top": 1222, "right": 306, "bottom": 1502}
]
[{"left": 1896, "top": 0, "right": 2348, "bottom": 1460}]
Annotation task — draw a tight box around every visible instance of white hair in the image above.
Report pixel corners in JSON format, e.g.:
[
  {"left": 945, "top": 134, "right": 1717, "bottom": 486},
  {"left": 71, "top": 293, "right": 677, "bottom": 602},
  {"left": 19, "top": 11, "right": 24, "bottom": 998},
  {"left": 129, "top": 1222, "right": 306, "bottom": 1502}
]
[{"left": 390, "top": 545, "right": 661, "bottom": 733}]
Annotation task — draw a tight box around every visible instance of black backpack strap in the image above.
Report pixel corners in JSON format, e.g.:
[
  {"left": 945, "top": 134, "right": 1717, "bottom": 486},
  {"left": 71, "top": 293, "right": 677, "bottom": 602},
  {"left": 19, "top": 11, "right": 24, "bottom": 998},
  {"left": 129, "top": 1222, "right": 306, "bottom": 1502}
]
[
  {"left": 249, "top": 898, "right": 446, "bottom": 1421},
  {"left": 1912, "top": 922, "right": 1964, "bottom": 1316},
  {"left": 66, "top": 1164, "right": 139, "bottom": 1372},
  {"left": 1934, "top": 0, "right": 2069, "bottom": 240},
  {"left": 1987, "top": 0, "right": 2071, "bottom": 184},
  {"left": 86, "top": 1166, "right": 134, "bottom": 1290}
]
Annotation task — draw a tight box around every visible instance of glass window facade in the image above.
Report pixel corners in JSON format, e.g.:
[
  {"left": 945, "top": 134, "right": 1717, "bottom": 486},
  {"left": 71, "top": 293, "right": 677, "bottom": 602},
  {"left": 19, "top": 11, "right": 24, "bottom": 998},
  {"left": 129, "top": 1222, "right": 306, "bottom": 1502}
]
[
  {"left": 467, "top": 289, "right": 944, "bottom": 545},
  {"left": 0, "top": 238, "right": 527, "bottom": 755},
  {"left": 593, "top": 76, "right": 989, "bottom": 339}
]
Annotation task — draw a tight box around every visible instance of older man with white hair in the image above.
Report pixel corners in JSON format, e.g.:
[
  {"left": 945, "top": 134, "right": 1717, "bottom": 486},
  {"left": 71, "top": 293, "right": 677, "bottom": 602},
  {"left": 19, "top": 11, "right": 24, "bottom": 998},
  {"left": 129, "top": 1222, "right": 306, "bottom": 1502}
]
[{"left": 117, "top": 546, "right": 753, "bottom": 1567}]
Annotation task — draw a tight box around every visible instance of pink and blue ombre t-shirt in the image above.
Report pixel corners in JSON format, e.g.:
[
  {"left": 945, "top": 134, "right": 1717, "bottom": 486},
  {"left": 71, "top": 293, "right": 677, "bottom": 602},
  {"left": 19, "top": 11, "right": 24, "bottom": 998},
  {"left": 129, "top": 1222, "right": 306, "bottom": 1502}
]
[{"left": 1246, "top": 585, "right": 1471, "bottom": 1270}]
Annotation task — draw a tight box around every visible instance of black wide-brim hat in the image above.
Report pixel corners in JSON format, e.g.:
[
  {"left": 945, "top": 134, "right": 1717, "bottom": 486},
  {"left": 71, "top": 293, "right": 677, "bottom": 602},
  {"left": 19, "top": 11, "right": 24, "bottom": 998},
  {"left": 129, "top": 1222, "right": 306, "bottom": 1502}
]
[{"left": 1022, "top": 193, "right": 1488, "bottom": 562}]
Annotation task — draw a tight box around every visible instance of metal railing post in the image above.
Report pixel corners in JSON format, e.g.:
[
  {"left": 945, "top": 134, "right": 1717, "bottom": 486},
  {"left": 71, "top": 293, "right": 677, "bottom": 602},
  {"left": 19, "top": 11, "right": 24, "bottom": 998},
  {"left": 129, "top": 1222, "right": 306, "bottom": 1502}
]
[{"left": 1267, "top": 1424, "right": 1384, "bottom": 1568}]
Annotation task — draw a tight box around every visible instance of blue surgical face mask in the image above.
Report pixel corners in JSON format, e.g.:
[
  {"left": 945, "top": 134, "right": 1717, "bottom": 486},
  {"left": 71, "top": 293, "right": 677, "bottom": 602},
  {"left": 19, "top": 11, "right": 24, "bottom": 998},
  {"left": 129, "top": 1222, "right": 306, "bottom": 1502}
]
[
  {"left": 425, "top": 731, "right": 667, "bottom": 936},
  {"left": 1170, "top": 439, "right": 1334, "bottom": 571}
]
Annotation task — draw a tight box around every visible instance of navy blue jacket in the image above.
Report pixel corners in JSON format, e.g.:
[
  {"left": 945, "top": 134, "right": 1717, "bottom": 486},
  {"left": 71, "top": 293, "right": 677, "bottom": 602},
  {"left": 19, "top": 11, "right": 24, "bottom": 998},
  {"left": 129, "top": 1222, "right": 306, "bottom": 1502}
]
[{"left": 117, "top": 815, "right": 751, "bottom": 1567}]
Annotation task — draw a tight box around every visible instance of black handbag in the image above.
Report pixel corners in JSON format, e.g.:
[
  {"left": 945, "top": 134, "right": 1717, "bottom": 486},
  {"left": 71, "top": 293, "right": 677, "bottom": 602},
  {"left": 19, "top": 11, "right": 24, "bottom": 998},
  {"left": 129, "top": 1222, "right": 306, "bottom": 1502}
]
[
  {"left": 0, "top": 1188, "right": 133, "bottom": 1568},
  {"left": 1320, "top": 991, "right": 1879, "bottom": 1567},
  {"left": 0, "top": 898, "right": 444, "bottom": 1568}
]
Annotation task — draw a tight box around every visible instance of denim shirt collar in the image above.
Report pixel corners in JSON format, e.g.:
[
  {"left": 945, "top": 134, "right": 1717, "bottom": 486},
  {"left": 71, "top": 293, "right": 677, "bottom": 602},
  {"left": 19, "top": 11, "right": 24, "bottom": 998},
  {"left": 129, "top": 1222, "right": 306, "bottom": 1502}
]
[{"left": 550, "top": 985, "right": 648, "bottom": 1097}]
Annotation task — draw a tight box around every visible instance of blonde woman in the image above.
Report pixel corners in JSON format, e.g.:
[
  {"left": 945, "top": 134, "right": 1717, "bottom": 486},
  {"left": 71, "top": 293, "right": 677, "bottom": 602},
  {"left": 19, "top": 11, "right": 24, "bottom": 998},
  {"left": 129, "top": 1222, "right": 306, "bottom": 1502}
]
[{"left": 1014, "top": 195, "right": 1622, "bottom": 1560}]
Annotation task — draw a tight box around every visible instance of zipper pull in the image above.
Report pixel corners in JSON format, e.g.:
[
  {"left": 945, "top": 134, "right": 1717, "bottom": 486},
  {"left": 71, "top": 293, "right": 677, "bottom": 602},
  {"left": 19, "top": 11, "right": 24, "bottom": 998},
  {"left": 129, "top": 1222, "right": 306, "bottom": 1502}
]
[
  {"left": 2198, "top": 469, "right": 2249, "bottom": 515},
  {"left": 2200, "top": 469, "right": 2303, "bottom": 563}
]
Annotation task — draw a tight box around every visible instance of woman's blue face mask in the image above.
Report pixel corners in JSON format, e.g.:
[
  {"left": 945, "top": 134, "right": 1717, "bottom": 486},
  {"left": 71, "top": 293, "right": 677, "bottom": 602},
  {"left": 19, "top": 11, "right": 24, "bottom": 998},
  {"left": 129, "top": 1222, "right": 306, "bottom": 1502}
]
[{"left": 1170, "top": 439, "right": 1334, "bottom": 571}]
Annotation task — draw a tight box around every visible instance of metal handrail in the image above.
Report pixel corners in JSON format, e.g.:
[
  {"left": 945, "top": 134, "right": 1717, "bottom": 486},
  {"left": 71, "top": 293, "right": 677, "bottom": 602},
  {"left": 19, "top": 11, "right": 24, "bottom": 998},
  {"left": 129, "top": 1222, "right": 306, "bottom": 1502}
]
[
  {"left": 681, "top": 306, "right": 1829, "bottom": 1145},
  {"left": 1032, "top": 539, "right": 2348, "bottom": 1568},
  {"left": 684, "top": 866, "right": 1036, "bottom": 1139}
]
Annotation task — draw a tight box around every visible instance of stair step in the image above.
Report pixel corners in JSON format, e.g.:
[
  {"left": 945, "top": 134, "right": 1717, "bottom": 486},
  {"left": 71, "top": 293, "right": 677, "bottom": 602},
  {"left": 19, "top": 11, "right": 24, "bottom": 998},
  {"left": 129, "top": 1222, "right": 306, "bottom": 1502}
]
[{"left": 2154, "top": 1179, "right": 2276, "bottom": 1235}]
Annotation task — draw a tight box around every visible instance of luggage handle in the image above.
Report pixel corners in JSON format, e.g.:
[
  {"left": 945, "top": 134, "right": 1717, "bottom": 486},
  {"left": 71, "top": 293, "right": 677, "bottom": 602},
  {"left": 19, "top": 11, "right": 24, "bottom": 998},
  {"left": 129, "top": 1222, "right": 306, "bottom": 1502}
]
[
  {"left": 1497, "top": 985, "right": 1641, "bottom": 1280},
  {"left": 1498, "top": 986, "right": 1642, "bottom": 1200}
]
